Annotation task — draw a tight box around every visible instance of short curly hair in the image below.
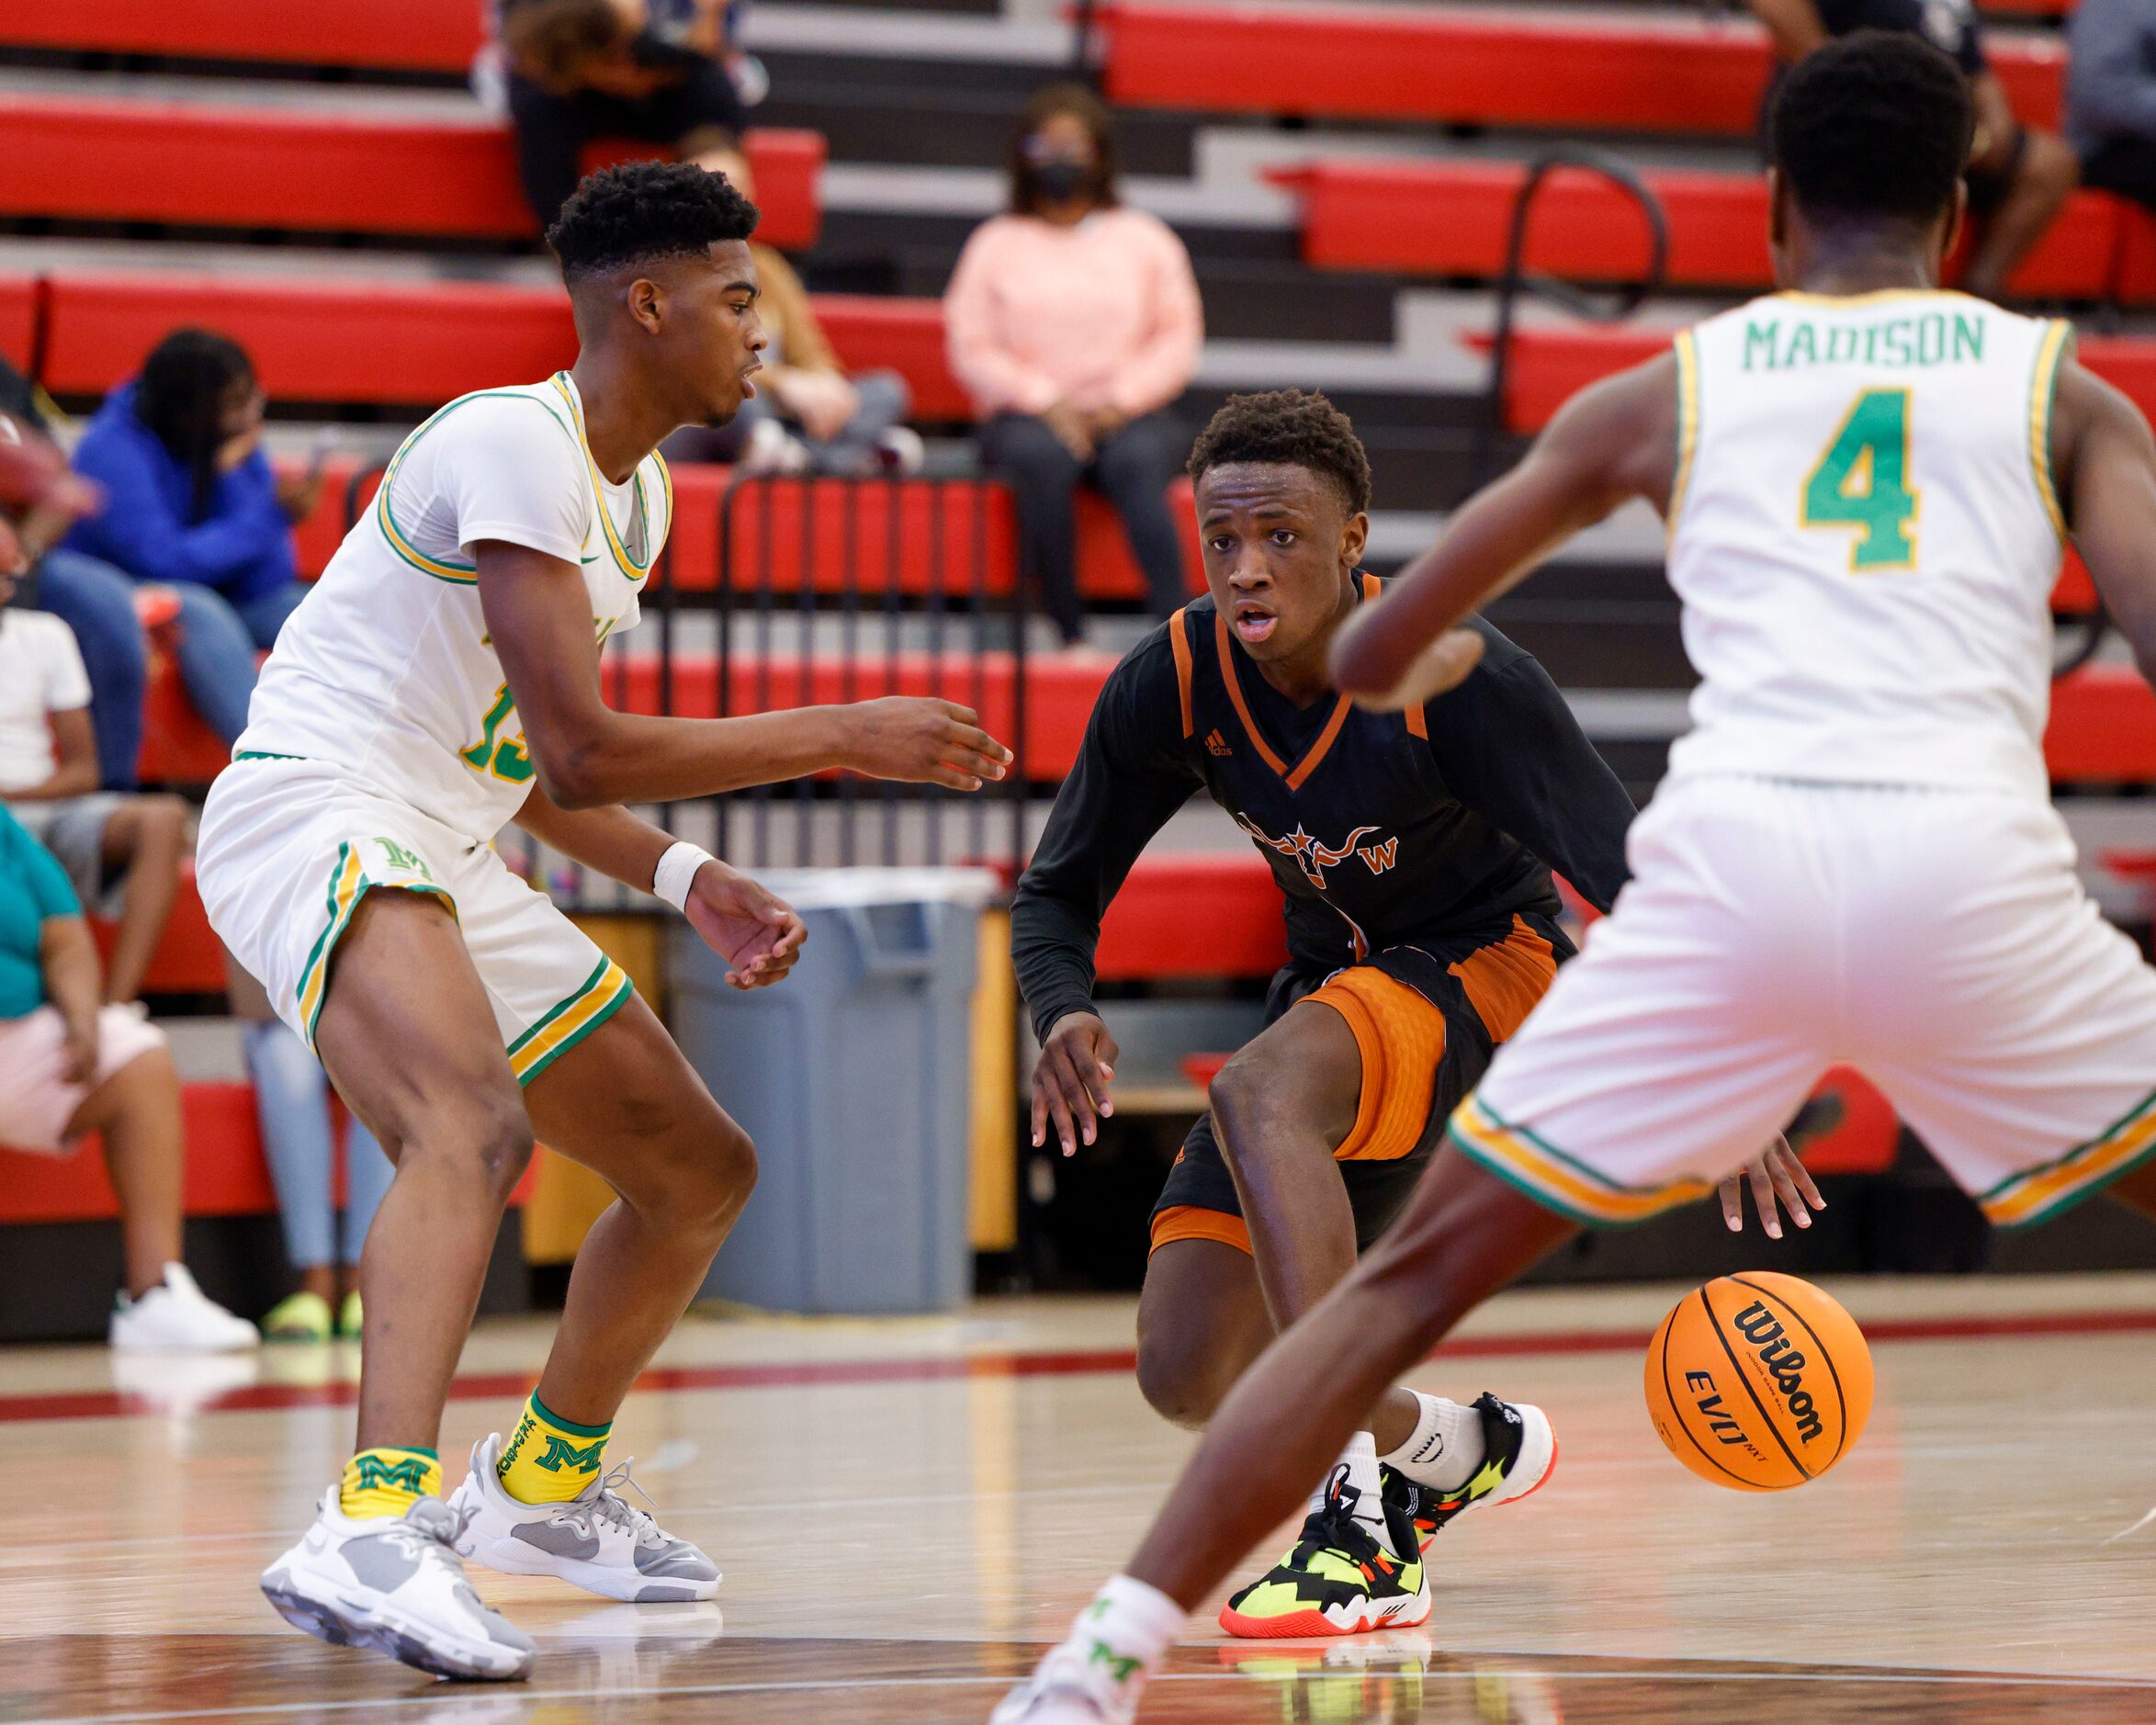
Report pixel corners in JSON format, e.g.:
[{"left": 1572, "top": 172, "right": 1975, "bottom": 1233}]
[
  {"left": 1771, "top": 30, "right": 1971, "bottom": 227},
  {"left": 1188, "top": 389, "right": 1372, "bottom": 516},
  {"left": 547, "top": 160, "right": 760, "bottom": 283}
]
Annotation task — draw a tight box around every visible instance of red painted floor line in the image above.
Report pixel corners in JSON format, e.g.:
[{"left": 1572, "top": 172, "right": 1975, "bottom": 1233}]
[{"left": 5, "top": 1307, "right": 2155, "bottom": 1425}]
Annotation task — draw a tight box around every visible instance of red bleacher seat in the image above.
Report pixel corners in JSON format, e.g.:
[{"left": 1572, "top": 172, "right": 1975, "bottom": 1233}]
[
  {"left": 0, "top": 276, "right": 36, "bottom": 373},
  {"left": 1482, "top": 323, "right": 2156, "bottom": 438},
  {"left": 87, "top": 860, "right": 226, "bottom": 996},
  {"left": 0, "top": 96, "right": 822, "bottom": 251},
  {"left": 814, "top": 296, "right": 973, "bottom": 424},
  {"left": 0, "top": 1083, "right": 534, "bottom": 1223},
  {"left": 1274, "top": 160, "right": 2130, "bottom": 302},
  {"left": 138, "top": 638, "right": 2156, "bottom": 793},
  {"left": 0, "top": 0, "right": 484, "bottom": 73},
  {"left": 1101, "top": 5, "right": 2061, "bottom": 134},
  {"left": 42, "top": 274, "right": 965, "bottom": 424},
  {"left": 1097, "top": 853, "right": 1285, "bottom": 981},
  {"left": 282, "top": 463, "right": 1200, "bottom": 603}
]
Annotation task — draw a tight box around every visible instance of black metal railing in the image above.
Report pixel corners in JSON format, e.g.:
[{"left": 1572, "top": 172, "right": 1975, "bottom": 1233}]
[
  {"left": 342, "top": 465, "right": 1035, "bottom": 885},
  {"left": 699, "top": 471, "right": 1032, "bottom": 872},
  {"left": 1474, "top": 145, "right": 1671, "bottom": 496}
]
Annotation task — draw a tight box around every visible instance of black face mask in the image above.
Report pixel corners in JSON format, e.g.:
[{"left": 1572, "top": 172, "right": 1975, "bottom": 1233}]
[{"left": 1033, "top": 159, "right": 1091, "bottom": 205}]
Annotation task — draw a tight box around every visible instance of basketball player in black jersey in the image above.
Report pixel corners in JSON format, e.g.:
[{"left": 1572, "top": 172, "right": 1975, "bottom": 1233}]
[{"left": 1012, "top": 390, "right": 1817, "bottom": 1639}]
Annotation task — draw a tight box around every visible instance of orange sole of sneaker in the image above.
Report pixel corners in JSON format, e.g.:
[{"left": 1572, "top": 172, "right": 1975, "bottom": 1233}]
[{"left": 1217, "top": 1593, "right": 1435, "bottom": 1640}]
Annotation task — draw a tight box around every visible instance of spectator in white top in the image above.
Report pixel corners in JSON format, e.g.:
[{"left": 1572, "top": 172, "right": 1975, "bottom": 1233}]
[{"left": 0, "top": 568, "right": 187, "bottom": 1008}]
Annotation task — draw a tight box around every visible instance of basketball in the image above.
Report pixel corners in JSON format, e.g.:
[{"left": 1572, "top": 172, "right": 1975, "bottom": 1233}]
[{"left": 1644, "top": 1271, "right": 1874, "bottom": 1492}]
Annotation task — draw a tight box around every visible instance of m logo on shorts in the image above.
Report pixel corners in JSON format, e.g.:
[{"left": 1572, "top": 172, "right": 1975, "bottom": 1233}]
[
  {"left": 353, "top": 1453, "right": 432, "bottom": 1494},
  {"left": 536, "top": 1436, "right": 606, "bottom": 1474},
  {"left": 374, "top": 840, "right": 435, "bottom": 881}
]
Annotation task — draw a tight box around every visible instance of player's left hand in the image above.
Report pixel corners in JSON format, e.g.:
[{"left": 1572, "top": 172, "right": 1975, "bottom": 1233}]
[
  {"left": 1719, "top": 1135, "right": 1826, "bottom": 1240},
  {"left": 684, "top": 861, "right": 807, "bottom": 989}
]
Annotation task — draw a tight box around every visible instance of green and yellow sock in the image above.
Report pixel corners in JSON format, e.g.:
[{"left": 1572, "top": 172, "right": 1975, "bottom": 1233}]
[
  {"left": 496, "top": 1392, "right": 611, "bottom": 1505},
  {"left": 340, "top": 1447, "right": 441, "bottom": 1520}
]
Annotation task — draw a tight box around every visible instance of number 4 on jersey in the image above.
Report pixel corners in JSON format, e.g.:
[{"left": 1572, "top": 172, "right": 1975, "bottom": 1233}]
[{"left": 1801, "top": 388, "right": 1919, "bottom": 571}]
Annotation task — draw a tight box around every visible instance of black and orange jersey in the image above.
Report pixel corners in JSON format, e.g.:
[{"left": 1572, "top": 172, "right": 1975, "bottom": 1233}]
[{"left": 1011, "top": 576, "right": 1637, "bottom": 1043}]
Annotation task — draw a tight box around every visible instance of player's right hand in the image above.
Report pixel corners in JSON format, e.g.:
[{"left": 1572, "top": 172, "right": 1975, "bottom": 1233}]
[
  {"left": 842, "top": 697, "right": 1012, "bottom": 790},
  {"left": 1032, "top": 1010, "right": 1119, "bottom": 1158}
]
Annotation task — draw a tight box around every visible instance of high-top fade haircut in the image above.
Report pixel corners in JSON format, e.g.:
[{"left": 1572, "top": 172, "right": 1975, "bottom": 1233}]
[
  {"left": 1769, "top": 30, "right": 1973, "bottom": 230},
  {"left": 1188, "top": 389, "right": 1373, "bottom": 517},
  {"left": 547, "top": 160, "right": 760, "bottom": 284}
]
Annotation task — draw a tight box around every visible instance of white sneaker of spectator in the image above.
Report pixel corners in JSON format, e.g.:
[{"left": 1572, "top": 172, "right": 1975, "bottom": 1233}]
[
  {"left": 110, "top": 1263, "right": 260, "bottom": 1353},
  {"left": 740, "top": 418, "right": 811, "bottom": 475},
  {"left": 877, "top": 426, "right": 926, "bottom": 476}
]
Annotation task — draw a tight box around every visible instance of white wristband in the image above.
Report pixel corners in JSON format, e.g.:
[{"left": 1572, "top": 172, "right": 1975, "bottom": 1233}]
[{"left": 652, "top": 841, "right": 716, "bottom": 912}]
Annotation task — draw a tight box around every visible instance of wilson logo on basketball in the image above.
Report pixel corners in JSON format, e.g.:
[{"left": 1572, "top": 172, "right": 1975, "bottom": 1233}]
[{"left": 1733, "top": 1300, "right": 1825, "bottom": 1443}]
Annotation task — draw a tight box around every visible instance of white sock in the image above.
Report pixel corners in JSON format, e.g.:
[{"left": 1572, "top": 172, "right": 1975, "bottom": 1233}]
[
  {"left": 1381, "top": 1391, "right": 1487, "bottom": 1494},
  {"left": 1062, "top": 1573, "right": 1183, "bottom": 1689},
  {"left": 1311, "top": 1430, "right": 1398, "bottom": 1556}
]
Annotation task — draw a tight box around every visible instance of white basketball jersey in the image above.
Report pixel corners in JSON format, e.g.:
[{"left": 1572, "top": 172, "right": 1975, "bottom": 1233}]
[
  {"left": 1663, "top": 289, "right": 2069, "bottom": 799},
  {"left": 236, "top": 373, "right": 671, "bottom": 844}
]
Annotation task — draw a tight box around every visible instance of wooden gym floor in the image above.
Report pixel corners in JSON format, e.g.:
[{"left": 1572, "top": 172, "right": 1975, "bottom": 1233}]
[{"left": 4, "top": 1274, "right": 2155, "bottom": 1721}]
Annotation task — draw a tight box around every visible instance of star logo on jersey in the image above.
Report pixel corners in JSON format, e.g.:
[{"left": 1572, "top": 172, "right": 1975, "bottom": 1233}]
[{"left": 1236, "top": 815, "right": 1392, "bottom": 889}]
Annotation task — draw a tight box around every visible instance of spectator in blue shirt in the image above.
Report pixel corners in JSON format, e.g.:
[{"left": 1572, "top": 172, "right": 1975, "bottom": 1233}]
[
  {"left": 0, "top": 805, "right": 255, "bottom": 1350},
  {"left": 62, "top": 332, "right": 322, "bottom": 746}
]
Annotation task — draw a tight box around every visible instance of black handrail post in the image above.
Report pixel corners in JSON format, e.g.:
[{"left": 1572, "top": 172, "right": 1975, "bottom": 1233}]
[{"left": 1476, "top": 146, "right": 1670, "bottom": 494}]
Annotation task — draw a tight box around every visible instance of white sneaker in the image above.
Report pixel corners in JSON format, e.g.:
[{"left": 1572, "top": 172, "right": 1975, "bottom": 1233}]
[
  {"left": 739, "top": 417, "right": 810, "bottom": 475},
  {"left": 261, "top": 1489, "right": 534, "bottom": 1681},
  {"left": 990, "top": 1640, "right": 1146, "bottom": 1725},
  {"left": 447, "top": 1433, "right": 721, "bottom": 1603},
  {"left": 109, "top": 1264, "right": 259, "bottom": 1354},
  {"left": 876, "top": 425, "right": 927, "bottom": 475}
]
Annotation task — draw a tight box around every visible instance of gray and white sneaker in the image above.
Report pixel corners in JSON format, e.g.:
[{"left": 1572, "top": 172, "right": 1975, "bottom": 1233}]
[
  {"left": 261, "top": 1489, "right": 534, "bottom": 1681},
  {"left": 447, "top": 1433, "right": 721, "bottom": 1604}
]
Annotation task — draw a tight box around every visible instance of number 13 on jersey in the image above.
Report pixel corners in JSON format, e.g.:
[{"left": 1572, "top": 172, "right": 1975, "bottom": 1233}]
[{"left": 1801, "top": 387, "right": 1919, "bottom": 571}]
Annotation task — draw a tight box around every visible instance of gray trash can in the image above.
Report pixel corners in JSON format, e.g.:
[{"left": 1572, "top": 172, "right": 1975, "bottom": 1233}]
[{"left": 671, "top": 867, "right": 994, "bottom": 1314}]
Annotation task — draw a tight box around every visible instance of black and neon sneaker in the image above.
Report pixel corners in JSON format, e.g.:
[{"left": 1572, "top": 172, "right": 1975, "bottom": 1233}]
[
  {"left": 1218, "top": 1471, "right": 1430, "bottom": 1640},
  {"left": 1382, "top": 1392, "right": 1559, "bottom": 1554}
]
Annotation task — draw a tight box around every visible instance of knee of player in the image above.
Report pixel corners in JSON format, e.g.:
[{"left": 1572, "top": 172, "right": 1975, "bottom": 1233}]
[
  {"left": 1206, "top": 1053, "right": 1284, "bottom": 1146},
  {"left": 1134, "top": 1324, "right": 1224, "bottom": 1430},
  {"left": 465, "top": 1099, "right": 537, "bottom": 1199},
  {"left": 661, "top": 1113, "right": 759, "bottom": 1230}
]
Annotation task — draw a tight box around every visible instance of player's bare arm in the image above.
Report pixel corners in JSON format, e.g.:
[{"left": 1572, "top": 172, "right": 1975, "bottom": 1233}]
[
  {"left": 2052, "top": 359, "right": 2156, "bottom": 685},
  {"left": 473, "top": 537, "right": 1012, "bottom": 807},
  {"left": 1330, "top": 356, "right": 1677, "bottom": 709},
  {"left": 513, "top": 788, "right": 806, "bottom": 990}
]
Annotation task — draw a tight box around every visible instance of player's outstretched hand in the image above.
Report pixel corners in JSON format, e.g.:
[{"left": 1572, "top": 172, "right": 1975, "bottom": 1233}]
[
  {"left": 684, "top": 860, "right": 807, "bottom": 990},
  {"left": 843, "top": 697, "right": 1013, "bottom": 791},
  {"left": 1033, "top": 1010, "right": 1119, "bottom": 1158},
  {"left": 1345, "top": 626, "right": 1485, "bottom": 712},
  {"left": 1719, "top": 1135, "right": 1826, "bottom": 1240}
]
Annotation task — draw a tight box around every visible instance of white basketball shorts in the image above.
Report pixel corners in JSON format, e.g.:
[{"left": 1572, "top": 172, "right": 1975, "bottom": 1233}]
[
  {"left": 1451, "top": 774, "right": 2156, "bottom": 1229},
  {"left": 198, "top": 755, "right": 633, "bottom": 1084}
]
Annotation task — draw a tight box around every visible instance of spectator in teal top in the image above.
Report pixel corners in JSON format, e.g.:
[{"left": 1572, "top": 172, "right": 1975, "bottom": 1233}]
[{"left": 0, "top": 805, "right": 256, "bottom": 1350}]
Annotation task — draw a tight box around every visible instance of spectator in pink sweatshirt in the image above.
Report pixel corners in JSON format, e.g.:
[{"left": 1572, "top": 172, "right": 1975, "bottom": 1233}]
[{"left": 944, "top": 84, "right": 1202, "bottom": 648}]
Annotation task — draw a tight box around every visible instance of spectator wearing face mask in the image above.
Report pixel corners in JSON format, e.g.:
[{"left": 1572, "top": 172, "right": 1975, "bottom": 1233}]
[
  {"left": 944, "top": 84, "right": 1204, "bottom": 649},
  {"left": 62, "top": 331, "right": 322, "bottom": 750}
]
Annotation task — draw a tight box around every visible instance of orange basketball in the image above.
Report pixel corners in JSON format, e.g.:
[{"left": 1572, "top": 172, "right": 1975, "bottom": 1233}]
[{"left": 1643, "top": 1271, "right": 1873, "bottom": 1492}]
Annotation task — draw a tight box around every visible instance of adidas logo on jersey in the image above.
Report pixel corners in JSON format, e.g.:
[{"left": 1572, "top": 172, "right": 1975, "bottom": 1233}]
[{"left": 1205, "top": 728, "right": 1233, "bottom": 757}]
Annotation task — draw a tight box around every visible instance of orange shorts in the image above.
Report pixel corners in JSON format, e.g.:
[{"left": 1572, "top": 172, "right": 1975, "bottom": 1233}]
[{"left": 1149, "top": 915, "right": 1564, "bottom": 1257}]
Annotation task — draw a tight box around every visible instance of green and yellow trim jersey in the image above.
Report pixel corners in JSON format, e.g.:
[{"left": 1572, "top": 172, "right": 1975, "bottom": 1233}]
[
  {"left": 1664, "top": 290, "right": 2066, "bottom": 801},
  {"left": 234, "top": 374, "right": 671, "bottom": 845}
]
